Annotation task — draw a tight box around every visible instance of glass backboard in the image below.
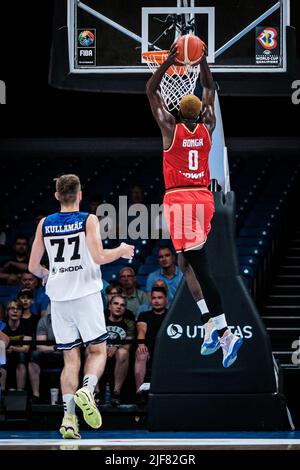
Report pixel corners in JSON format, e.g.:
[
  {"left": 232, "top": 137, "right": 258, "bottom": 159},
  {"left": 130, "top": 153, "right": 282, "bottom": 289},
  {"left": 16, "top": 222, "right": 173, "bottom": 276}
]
[{"left": 68, "top": 0, "right": 289, "bottom": 74}]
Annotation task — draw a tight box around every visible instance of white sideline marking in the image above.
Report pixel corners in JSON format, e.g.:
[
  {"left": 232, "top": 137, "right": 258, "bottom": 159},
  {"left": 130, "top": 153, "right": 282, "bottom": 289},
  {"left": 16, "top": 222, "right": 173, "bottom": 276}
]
[{"left": 0, "top": 438, "right": 299, "bottom": 447}]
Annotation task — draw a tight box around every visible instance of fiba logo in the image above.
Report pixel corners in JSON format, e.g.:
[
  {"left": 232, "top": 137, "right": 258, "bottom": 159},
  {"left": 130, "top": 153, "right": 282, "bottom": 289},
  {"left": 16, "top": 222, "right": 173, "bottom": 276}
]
[
  {"left": 78, "top": 31, "right": 95, "bottom": 47},
  {"left": 257, "top": 28, "right": 277, "bottom": 50},
  {"left": 167, "top": 324, "right": 183, "bottom": 339}
]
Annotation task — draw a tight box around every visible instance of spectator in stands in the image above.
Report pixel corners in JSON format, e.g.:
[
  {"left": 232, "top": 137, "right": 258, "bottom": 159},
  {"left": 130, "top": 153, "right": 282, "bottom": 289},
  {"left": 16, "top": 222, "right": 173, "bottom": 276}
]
[
  {"left": 135, "top": 286, "right": 168, "bottom": 402},
  {"left": 145, "top": 246, "right": 183, "bottom": 303},
  {"left": 28, "top": 312, "right": 63, "bottom": 403},
  {"left": 105, "top": 295, "right": 136, "bottom": 405},
  {"left": 105, "top": 283, "right": 135, "bottom": 321},
  {"left": 0, "top": 235, "right": 30, "bottom": 284},
  {"left": 17, "top": 289, "right": 39, "bottom": 333},
  {"left": 137, "top": 279, "right": 169, "bottom": 315},
  {"left": 2, "top": 300, "right": 33, "bottom": 391},
  {"left": 18, "top": 271, "right": 49, "bottom": 317},
  {"left": 119, "top": 267, "right": 150, "bottom": 319}
]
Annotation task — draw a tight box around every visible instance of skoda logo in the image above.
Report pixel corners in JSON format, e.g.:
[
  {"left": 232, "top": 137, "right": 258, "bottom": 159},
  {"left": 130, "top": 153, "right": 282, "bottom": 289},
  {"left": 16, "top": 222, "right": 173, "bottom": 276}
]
[
  {"left": 167, "top": 324, "right": 183, "bottom": 339},
  {"left": 52, "top": 266, "right": 58, "bottom": 274}
]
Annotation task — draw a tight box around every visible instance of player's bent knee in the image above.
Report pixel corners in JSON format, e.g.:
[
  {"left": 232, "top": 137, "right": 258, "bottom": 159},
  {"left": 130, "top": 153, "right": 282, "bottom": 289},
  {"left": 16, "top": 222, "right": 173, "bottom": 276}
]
[{"left": 87, "top": 341, "right": 107, "bottom": 356}]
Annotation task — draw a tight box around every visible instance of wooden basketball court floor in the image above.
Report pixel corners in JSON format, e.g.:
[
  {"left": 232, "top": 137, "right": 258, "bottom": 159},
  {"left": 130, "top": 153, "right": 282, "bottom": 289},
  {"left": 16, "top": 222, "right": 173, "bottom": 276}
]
[{"left": 0, "top": 430, "right": 299, "bottom": 450}]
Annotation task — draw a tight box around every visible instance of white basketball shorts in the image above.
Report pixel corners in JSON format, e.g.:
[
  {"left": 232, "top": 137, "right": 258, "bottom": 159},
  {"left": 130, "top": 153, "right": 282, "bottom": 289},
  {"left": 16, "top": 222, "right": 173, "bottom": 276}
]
[{"left": 51, "top": 292, "right": 108, "bottom": 350}]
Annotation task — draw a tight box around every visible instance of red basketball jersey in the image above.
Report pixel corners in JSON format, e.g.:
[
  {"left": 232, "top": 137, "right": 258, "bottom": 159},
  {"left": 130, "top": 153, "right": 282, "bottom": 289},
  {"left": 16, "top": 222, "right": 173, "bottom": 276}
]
[{"left": 163, "top": 122, "right": 211, "bottom": 189}]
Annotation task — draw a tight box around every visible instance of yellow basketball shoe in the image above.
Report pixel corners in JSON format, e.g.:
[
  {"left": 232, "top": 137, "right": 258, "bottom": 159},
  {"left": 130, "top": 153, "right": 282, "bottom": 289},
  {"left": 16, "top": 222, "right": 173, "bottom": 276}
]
[
  {"left": 74, "top": 386, "right": 102, "bottom": 429},
  {"left": 59, "top": 413, "right": 81, "bottom": 439}
]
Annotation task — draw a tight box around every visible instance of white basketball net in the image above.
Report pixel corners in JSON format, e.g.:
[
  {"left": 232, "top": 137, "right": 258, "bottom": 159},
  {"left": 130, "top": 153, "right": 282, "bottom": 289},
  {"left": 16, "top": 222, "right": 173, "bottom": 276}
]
[{"left": 143, "top": 51, "right": 200, "bottom": 112}]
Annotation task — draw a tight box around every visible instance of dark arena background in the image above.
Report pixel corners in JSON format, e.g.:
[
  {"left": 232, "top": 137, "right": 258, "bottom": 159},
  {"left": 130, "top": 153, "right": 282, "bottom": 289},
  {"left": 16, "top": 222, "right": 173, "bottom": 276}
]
[{"left": 1, "top": 0, "right": 300, "bottom": 464}]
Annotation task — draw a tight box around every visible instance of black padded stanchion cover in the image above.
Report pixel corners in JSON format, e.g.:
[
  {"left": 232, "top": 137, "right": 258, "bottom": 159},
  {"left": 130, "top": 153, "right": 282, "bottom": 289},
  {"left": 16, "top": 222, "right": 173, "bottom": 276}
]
[{"left": 148, "top": 191, "right": 287, "bottom": 430}]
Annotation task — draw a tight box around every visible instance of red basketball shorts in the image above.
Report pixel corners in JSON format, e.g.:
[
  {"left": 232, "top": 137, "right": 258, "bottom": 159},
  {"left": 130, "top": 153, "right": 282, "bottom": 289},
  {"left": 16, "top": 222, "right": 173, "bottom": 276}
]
[{"left": 163, "top": 187, "right": 215, "bottom": 252}]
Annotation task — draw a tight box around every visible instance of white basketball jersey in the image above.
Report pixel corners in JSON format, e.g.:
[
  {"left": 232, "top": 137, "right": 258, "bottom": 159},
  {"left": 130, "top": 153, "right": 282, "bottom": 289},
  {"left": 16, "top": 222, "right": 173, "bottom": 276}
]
[{"left": 43, "top": 211, "right": 102, "bottom": 301}]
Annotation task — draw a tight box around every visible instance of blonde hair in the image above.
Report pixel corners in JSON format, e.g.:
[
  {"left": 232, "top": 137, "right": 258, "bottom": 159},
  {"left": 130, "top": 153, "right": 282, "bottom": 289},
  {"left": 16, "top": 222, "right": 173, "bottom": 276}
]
[
  {"left": 56, "top": 174, "right": 81, "bottom": 205},
  {"left": 179, "top": 95, "right": 202, "bottom": 120}
]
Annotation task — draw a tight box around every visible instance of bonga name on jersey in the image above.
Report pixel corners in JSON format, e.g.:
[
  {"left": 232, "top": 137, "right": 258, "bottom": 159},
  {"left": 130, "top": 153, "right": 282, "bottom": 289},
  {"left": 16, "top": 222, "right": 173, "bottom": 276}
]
[
  {"left": 182, "top": 138, "right": 203, "bottom": 148},
  {"left": 45, "top": 222, "right": 83, "bottom": 234},
  {"left": 58, "top": 265, "right": 83, "bottom": 273}
]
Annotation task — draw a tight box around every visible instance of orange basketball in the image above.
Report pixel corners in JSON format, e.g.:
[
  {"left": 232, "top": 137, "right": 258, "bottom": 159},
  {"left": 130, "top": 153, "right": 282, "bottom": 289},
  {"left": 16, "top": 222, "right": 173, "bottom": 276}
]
[{"left": 175, "top": 34, "right": 205, "bottom": 65}]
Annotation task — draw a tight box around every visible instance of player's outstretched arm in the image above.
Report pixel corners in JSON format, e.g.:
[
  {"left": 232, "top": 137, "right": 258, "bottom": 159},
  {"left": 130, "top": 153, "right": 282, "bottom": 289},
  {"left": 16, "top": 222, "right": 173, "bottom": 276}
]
[
  {"left": 29, "top": 218, "right": 49, "bottom": 284},
  {"left": 146, "top": 45, "right": 176, "bottom": 134},
  {"left": 86, "top": 215, "right": 134, "bottom": 265},
  {"left": 200, "top": 54, "right": 216, "bottom": 135}
]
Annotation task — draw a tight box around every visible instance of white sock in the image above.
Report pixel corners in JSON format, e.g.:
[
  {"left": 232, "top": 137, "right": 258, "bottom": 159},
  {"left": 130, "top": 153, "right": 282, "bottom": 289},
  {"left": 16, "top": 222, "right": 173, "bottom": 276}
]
[
  {"left": 83, "top": 374, "right": 98, "bottom": 394},
  {"left": 213, "top": 314, "right": 227, "bottom": 330},
  {"left": 197, "top": 299, "right": 209, "bottom": 315},
  {"left": 63, "top": 394, "right": 75, "bottom": 415}
]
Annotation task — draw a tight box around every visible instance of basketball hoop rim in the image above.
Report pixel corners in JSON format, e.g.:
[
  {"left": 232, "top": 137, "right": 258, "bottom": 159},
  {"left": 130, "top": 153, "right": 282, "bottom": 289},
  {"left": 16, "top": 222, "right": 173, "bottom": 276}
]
[
  {"left": 143, "top": 50, "right": 196, "bottom": 76},
  {"left": 142, "top": 50, "right": 170, "bottom": 64}
]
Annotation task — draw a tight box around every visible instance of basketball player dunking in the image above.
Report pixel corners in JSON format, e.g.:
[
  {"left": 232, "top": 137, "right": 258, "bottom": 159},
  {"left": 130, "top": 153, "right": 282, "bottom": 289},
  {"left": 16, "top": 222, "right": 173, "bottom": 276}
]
[
  {"left": 29, "top": 175, "right": 134, "bottom": 439},
  {"left": 146, "top": 43, "right": 243, "bottom": 368}
]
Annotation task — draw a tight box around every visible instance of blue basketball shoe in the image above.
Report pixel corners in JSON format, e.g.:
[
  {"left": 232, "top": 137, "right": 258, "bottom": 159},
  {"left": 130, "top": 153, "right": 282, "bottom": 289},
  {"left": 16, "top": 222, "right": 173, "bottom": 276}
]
[
  {"left": 219, "top": 331, "right": 243, "bottom": 368},
  {"left": 201, "top": 318, "right": 221, "bottom": 355}
]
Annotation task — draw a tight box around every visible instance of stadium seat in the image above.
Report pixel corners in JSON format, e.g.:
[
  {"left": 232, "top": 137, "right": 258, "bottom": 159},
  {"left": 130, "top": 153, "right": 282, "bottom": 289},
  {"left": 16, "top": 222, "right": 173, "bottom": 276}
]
[
  {"left": 136, "top": 274, "right": 148, "bottom": 289},
  {"left": 138, "top": 264, "right": 159, "bottom": 275},
  {"left": 145, "top": 255, "right": 158, "bottom": 265}
]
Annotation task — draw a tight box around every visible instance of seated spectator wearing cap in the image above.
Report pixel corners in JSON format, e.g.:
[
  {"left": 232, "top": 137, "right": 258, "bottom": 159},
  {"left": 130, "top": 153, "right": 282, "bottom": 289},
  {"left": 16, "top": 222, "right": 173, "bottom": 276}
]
[
  {"left": 2, "top": 300, "right": 33, "bottom": 391},
  {"left": 105, "top": 295, "right": 136, "bottom": 405},
  {"left": 18, "top": 271, "right": 49, "bottom": 317},
  {"left": 28, "top": 311, "right": 63, "bottom": 403},
  {"left": 135, "top": 286, "right": 168, "bottom": 401},
  {"left": 119, "top": 267, "right": 150, "bottom": 319},
  {"left": 145, "top": 246, "right": 183, "bottom": 304},
  {"left": 0, "top": 235, "right": 30, "bottom": 285},
  {"left": 17, "top": 289, "right": 39, "bottom": 334},
  {"left": 104, "top": 283, "right": 135, "bottom": 321}
]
